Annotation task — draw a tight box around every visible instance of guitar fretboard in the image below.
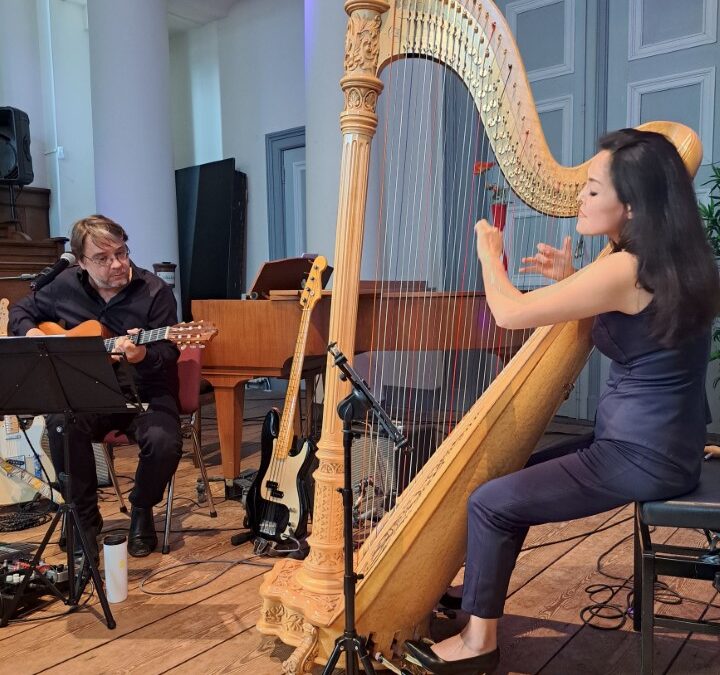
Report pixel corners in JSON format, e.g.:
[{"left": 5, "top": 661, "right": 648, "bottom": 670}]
[{"left": 104, "top": 327, "right": 170, "bottom": 352}]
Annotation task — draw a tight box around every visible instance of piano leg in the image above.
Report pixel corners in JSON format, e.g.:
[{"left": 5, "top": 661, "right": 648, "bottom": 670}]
[{"left": 210, "top": 378, "right": 246, "bottom": 480}]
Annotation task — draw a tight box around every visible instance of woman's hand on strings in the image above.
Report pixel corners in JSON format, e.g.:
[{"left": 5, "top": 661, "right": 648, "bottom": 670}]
[
  {"left": 519, "top": 236, "right": 575, "bottom": 281},
  {"left": 475, "top": 219, "right": 504, "bottom": 265}
]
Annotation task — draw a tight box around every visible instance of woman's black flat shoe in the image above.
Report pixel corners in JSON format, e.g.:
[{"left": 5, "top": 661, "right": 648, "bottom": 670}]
[
  {"left": 404, "top": 639, "right": 499, "bottom": 675},
  {"left": 439, "top": 592, "right": 463, "bottom": 610}
]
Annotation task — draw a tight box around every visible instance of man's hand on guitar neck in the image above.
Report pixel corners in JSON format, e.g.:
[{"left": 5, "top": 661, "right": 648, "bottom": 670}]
[{"left": 113, "top": 328, "right": 147, "bottom": 364}]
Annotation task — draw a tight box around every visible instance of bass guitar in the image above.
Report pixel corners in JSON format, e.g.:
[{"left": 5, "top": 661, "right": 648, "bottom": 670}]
[
  {"left": 245, "top": 256, "right": 327, "bottom": 543},
  {"left": 37, "top": 319, "right": 218, "bottom": 350},
  {"left": 0, "top": 415, "right": 58, "bottom": 505}
]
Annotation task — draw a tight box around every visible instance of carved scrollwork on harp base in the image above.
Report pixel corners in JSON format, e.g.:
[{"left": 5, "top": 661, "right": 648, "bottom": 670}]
[{"left": 256, "top": 1, "right": 703, "bottom": 672}]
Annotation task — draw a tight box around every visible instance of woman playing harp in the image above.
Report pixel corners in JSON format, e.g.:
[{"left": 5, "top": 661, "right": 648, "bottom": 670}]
[
  {"left": 257, "top": 2, "right": 714, "bottom": 672},
  {"left": 404, "top": 130, "right": 720, "bottom": 674}
]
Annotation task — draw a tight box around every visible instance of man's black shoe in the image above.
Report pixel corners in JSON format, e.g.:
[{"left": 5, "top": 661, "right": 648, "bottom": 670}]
[{"left": 128, "top": 506, "right": 157, "bottom": 557}]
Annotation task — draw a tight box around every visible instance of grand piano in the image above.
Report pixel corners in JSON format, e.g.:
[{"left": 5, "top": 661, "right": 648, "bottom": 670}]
[{"left": 192, "top": 286, "right": 526, "bottom": 481}]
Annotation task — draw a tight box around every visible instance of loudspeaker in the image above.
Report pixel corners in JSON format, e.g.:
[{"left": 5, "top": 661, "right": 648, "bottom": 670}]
[
  {"left": 0, "top": 107, "right": 34, "bottom": 186},
  {"left": 175, "top": 158, "right": 247, "bottom": 321}
]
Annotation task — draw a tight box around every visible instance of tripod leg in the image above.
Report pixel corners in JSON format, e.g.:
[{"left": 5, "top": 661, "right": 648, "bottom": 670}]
[
  {"left": 67, "top": 507, "right": 116, "bottom": 629},
  {"left": 0, "top": 509, "right": 64, "bottom": 626},
  {"left": 322, "top": 638, "right": 344, "bottom": 675}
]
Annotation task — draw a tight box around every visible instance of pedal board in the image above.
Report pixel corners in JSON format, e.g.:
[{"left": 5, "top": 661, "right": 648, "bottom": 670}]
[
  {"left": 0, "top": 548, "right": 70, "bottom": 620},
  {"left": 224, "top": 468, "right": 258, "bottom": 504}
]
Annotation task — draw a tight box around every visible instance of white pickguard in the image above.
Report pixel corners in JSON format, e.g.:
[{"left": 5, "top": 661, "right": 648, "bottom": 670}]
[{"left": 259, "top": 439, "right": 312, "bottom": 539}]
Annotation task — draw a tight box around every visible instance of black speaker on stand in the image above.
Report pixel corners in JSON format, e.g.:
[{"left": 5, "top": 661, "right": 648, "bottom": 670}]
[
  {"left": 0, "top": 107, "right": 34, "bottom": 230},
  {"left": 0, "top": 107, "right": 34, "bottom": 186},
  {"left": 175, "top": 158, "right": 247, "bottom": 321}
]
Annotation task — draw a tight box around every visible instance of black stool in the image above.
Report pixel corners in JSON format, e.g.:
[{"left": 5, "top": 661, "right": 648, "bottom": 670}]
[{"left": 633, "top": 458, "right": 720, "bottom": 674}]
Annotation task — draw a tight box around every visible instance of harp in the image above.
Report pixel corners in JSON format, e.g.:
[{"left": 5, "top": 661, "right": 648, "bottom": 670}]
[{"left": 256, "top": 1, "right": 702, "bottom": 671}]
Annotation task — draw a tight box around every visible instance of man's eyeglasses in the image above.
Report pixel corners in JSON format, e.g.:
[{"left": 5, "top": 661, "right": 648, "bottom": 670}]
[{"left": 83, "top": 246, "right": 130, "bottom": 267}]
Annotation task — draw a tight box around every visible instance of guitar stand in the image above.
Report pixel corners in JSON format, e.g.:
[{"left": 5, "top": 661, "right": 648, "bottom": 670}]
[
  {"left": 0, "top": 337, "right": 142, "bottom": 628},
  {"left": 322, "top": 343, "right": 412, "bottom": 675}
]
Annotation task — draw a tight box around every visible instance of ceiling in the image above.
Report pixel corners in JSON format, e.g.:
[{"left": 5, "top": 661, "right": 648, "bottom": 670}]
[
  {"left": 166, "top": 0, "right": 241, "bottom": 34},
  {"left": 61, "top": 0, "right": 241, "bottom": 34}
]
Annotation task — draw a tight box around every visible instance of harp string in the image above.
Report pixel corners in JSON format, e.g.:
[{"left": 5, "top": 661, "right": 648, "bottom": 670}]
[{"left": 354, "top": 0, "right": 570, "bottom": 548}]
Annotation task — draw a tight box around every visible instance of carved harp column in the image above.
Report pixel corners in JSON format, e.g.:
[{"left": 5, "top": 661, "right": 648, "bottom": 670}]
[{"left": 295, "top": 0, "right": 389, "bottom": 596}]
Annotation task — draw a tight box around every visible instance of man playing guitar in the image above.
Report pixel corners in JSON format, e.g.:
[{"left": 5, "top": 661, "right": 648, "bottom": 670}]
[{"left": 9, "top": 214, "right": 182, "bottom": 559}]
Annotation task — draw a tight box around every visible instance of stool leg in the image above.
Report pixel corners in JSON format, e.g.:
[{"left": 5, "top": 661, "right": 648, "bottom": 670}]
[
  {"left": 190, "top": 411, "right": 200, "bottom": 468},
  {"left": 633, "top": 508, "right": 642, "bottom": 631},
  {"left": 641, "top": 549, "right": 655, "bottom": 674},
  {"left": 162, "top": 474, "right": 175, "bottom": 554},
  {"left": 186, "top": 422, "right": 217, "bottom": 518},
  {"left": 102, "top": 444, "right": 128, "bottom": 514}
]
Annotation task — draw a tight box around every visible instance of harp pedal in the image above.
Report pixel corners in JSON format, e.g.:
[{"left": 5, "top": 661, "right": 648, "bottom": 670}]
[{"left": 375, "top": 651, "right": 414, "bottom": 675}]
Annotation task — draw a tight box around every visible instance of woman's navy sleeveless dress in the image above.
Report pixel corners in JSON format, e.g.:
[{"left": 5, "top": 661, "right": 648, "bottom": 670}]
[{"left": 461, "top": 305, "right": 710, "bottom": 617}]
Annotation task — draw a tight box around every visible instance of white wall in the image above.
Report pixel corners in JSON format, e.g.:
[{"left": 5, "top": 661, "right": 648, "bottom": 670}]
[
  {"left": 44, "top": 0, "right": 95, "bottom": 236},
  {"left": 216, "top": 0, "right": 305, "bottom": 287},
  {"left": 169, "top": 22, "right": 223, "bottom": 170},
  {"left": 304, "top": 0, "right": 345, "bottom": 270},
  {"left": 0, "top": 0, "right": 48, "bottom": 189}
]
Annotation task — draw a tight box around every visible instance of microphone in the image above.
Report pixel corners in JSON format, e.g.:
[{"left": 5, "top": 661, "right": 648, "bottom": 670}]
[{"left": 30, "top": 252, "right": 76, "bottom": 292}]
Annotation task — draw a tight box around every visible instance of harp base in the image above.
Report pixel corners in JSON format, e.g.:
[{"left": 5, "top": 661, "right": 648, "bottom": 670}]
[{"left": 258, "top": 559, "right": 341, "bottom": 672}]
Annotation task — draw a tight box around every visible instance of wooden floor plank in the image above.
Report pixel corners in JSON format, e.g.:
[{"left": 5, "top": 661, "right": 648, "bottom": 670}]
[
  {"left": 537, "top": 527, "right": 719, "bottom": 675},
  {"left": 2, "top": 395, "right": 715, "bottom": 674},
  {"left": 40, "top": 576, "right": 265, "bottom": 675}
]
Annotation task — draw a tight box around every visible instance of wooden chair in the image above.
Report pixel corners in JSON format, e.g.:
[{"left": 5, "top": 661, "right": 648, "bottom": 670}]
[
  {"left": 102, "top": 348, "right": 218, "bottom": 553},
  {"left": 633, "top": 458, "right": 720, "bottom": 674}
]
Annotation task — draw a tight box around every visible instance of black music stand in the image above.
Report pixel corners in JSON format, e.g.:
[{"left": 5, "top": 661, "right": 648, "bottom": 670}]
[{"left": 0, "top": 336, "right": 141, "bottom": 628}]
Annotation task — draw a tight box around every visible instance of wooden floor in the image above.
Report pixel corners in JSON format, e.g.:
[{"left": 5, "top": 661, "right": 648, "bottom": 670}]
[{"left": 0, "top": 392, "right": 718, "bottom": 674}]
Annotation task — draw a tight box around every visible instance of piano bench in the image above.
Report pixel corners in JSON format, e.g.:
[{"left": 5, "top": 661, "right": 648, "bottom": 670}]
[{"left": 633, "top": 458, "right": 720, "bottom": 675}]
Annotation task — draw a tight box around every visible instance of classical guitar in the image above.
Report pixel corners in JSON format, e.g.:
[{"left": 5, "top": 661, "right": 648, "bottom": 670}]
[
  {"left": 245, "top": 256, "right": 327, "bottom": 543},
  {"left": 37, "top": 319, "right": 218, "bottom": 350}
]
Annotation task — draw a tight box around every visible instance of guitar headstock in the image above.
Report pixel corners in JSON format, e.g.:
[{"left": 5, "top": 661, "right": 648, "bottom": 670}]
[
  {"left": 0, "top": 298, "right": 9, "bottom": 337},
  {"left": 300, "top": 256, "right": 328, "bottom": 311},
  {"left": 167, "top": 320, "right": 218, "bottom": 349}
]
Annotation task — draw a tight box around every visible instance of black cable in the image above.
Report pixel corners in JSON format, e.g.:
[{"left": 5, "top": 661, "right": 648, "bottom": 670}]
[
  {"left": 138, "top": 555, "right": 271, "bottom": 595},
  {"left": 0, "top": 495, "right": 53, "bottom": 532},
  {"left": 520, "top": 514, "right": 633, "bottom": 552},
  {"left": 580, "top": 528, "right": 720, "bottom": 630},
  {"left": 20, "top": 425, "right": 54, "bottom": 494}
]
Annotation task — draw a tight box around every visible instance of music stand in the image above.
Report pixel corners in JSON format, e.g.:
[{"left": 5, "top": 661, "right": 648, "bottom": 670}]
[{"left": 0, "top": 336, "right": 141, "bottom": 628}]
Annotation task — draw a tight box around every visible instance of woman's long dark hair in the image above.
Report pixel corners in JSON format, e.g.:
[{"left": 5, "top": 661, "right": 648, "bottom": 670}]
[{"left": 599, "top": 128, "right": 719, "bottom": 347}]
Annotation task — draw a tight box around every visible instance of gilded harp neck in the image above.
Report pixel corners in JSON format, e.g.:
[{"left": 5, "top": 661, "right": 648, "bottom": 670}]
[{"left": 375, "top": 0, "right": 703, "bottom": 214}]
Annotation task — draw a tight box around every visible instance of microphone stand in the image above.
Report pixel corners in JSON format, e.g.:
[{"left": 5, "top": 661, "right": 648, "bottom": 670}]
[
  {"left": 0, "top": 273, "right": 39, "bottom": 282},
  {"left": 322, "top": 342, "right": 411, "bottom": 675}
]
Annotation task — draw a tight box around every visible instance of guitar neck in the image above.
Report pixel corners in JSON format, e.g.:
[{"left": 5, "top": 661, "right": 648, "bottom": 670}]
[
  {"left": 275, "top": 308, "right": 313, "bottom": 459},
  {"left": 104, "top": 326, "right": 170, "bottom": 352}
]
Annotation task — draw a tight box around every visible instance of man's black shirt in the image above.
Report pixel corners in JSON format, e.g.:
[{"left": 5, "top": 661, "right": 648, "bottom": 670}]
[{"left": 9, "top": 262, "right": 179, "bottom": 398}]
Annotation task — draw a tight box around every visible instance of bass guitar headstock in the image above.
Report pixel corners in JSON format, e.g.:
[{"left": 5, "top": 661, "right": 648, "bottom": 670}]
[{"left": 299, "top": 256, "right": 328, "bottom": 311}]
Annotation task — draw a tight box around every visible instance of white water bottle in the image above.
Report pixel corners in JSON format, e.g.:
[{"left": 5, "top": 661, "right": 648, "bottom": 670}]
[{"left": 103, "top": 534, "right": 128, "bottom": 603}]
